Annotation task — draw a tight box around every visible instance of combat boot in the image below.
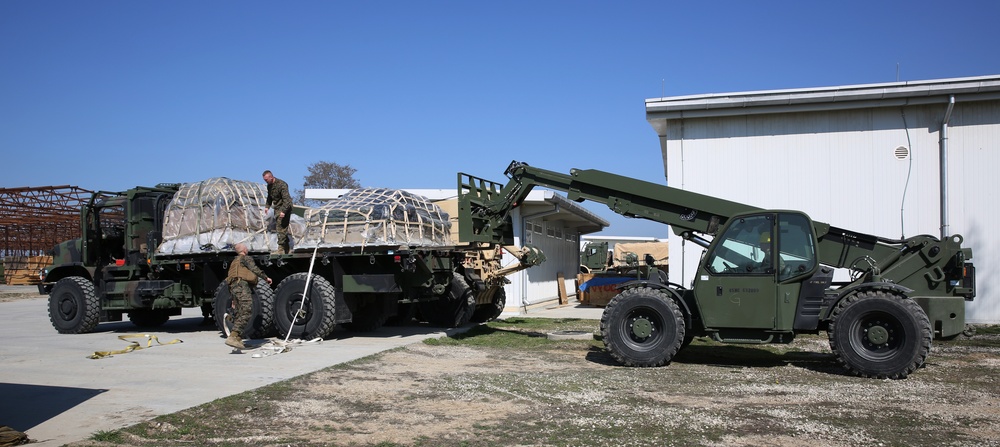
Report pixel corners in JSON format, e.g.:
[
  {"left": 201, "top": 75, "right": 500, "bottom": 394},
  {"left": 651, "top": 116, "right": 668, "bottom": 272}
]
[{"left": 225, "top": 332, "right": 246, "bottom": 350}]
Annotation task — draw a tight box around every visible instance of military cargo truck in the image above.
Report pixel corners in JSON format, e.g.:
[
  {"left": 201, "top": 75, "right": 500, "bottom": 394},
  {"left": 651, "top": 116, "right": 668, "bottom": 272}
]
[{"left": 39, "top": 179, "right": 541, "bottom": 340}]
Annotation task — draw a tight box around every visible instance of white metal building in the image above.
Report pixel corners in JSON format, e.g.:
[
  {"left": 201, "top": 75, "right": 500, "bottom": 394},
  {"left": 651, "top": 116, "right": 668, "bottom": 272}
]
[
  {"left": 645, "top": 75, "right": 1000, "bottom": 323},
  {"left": 305, "top": 188, "right": 608, "bottom": 314}
]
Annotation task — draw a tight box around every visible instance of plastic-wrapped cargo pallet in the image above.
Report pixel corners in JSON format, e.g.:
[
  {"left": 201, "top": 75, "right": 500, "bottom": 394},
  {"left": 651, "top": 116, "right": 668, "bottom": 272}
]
[
  {"left": 156, "top": 177, "right": 305, "bottom": 255},
  {"left": 295, "top": 188, "right": 451, "bottom": 249}
]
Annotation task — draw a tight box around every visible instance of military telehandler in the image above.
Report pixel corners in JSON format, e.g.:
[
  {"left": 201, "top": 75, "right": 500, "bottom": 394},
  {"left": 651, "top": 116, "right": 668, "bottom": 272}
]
[{"left": 457, "top": 161, "right": 976, "bottom": 379}]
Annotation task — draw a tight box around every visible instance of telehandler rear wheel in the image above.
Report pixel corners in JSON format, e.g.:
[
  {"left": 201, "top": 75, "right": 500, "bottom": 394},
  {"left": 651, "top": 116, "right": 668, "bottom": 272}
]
[
  {"left": 601, "top": 287, "right": 685, "bottom": 367},
  {"left": 828, "top": 290, "right": 931, "bottom": 379}
]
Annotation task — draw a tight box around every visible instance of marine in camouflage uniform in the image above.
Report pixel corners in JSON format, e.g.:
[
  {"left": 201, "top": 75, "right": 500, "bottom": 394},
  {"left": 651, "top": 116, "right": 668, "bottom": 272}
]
[
  {"left": 225, "top": 243, "right": 271, "bottom": 349},
  {"left": 263, "top": 169, "right": 294, "bottom": 254}
]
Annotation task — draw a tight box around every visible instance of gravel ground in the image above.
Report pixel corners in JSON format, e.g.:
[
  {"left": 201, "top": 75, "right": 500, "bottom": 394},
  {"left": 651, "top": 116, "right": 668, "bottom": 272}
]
[{"left": 56, "top": 316, "right": 1000, "bottom": 447}]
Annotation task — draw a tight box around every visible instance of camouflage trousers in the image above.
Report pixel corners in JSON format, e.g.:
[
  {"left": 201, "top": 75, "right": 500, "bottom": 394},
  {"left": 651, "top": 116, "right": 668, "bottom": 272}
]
[
  {"left": 228, "top": 279, "right": 254, "bottom": 337},
  {"left": 276, "top": 212, "right": 291, "bottom": 251}
]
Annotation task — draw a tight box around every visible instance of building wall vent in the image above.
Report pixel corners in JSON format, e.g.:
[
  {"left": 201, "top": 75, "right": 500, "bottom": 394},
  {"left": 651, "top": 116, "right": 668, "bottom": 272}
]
[{"left": 894, "top": 146, "right": 910, "bottom": 160}]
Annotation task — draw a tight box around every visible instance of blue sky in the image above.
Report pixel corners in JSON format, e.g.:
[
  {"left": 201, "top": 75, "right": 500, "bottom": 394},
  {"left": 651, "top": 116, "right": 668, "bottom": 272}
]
[{"left": 2, "top": 1, "right": 998, "bottom": 237}]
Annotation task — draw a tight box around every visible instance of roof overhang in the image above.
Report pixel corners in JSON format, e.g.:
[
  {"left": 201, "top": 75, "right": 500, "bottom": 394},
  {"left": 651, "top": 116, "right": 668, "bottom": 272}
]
[
  {"left": 521, "top": 190, "right": 609, "bottom": 235},
  {"left": 645, "top": 75, "right": 1000, "bottom": 136}
]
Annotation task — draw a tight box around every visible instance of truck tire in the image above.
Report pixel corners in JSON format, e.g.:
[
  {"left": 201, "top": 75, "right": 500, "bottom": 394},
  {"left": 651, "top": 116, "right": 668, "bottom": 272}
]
[
  {"left": 48, "top": 276, "right": 100, "bottom": 334},
  {"left": 601, "top": 287, "right": 685, "bottom": 367},
  {"left": 471, "top": 286, "right": 506, "bottom": 323},
  {"left": 214, "top": 282, "right": 277, "bottom": 339},
  {"left": 128, "top": 309, "right": 171, "bottom": 328},
  {"left": 419, "top": 272, "right": 475, "bottom": 328},
  {"left": 274, "top": 273, "right": 337, "bottom": 340},
  {"left": 828, "top": 290, "right": 931, "bottom": 379}
]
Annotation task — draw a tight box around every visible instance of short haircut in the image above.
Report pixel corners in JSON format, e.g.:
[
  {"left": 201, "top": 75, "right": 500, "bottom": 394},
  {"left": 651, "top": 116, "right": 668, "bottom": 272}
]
[{"left": 262, "top": 170, "right": 273, "bottom": 177}]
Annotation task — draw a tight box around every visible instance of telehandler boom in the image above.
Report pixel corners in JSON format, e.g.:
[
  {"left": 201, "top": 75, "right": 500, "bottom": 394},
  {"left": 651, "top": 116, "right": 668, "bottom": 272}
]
[{"left": 458, "top": 161, "right": 976, "bottom": 379}]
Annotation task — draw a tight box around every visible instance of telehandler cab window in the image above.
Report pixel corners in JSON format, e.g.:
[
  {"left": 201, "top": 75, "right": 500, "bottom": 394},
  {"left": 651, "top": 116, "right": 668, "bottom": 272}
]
[
  {"left": 705, "top": 214, "right": 774, "bottom": 275},
  {"left": 776, "top": 213, "right": 817, "bottom": 280}
]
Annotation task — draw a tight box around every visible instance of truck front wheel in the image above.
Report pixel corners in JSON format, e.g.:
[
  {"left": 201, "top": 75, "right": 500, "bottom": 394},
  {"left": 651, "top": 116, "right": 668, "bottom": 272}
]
[
  {"left": 601, "top": 287, "right": 685, "bottom": 367},
  {"left": 828, "top": 290, "right": 932, "bottom": 379},
  {"left": 214, "top": 281, "right": 276, "bottom": 339},
  {"left": 274, "top": 273, "right": 337, "bottom": 340},
  {"left": 48, "top": 276, "right": 100, "bottom": 334}
]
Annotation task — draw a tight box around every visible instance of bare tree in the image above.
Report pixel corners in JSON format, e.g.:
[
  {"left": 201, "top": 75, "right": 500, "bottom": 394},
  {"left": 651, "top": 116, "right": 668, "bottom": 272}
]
[{"left": 294, "top": 161, "right": 361, "bottom": 206}]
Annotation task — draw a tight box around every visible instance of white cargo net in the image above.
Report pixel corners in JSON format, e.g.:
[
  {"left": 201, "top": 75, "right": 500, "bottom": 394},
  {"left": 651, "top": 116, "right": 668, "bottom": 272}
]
[
  {"left": 295, "top": 188, "right": 451, "bottom": 249},
  {"left": 156, "top": 177, "right": 305, "bottom": 255}
]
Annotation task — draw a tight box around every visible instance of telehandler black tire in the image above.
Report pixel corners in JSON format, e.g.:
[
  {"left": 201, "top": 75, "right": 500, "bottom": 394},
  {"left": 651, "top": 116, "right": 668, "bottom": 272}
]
[
  {"left": 274, "top": 273, "right": 337, "bottom": 340},
  {"left": 214, "top": 281, "right": 276, "bottom": 339},
  {"left": 828, "top": 290, "right": 932, "bottom": 379},
  {"left": 601, "top": 287, "right": 685, "bottom": 367},
  {"left": 48, "top": 276, "right": 100, "bottom": 334}
]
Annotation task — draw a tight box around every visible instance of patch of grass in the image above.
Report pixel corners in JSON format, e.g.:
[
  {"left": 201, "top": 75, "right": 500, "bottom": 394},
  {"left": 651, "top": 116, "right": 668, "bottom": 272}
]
[
  {"left": 424, "top": 318, "right": 599, "bottom": 350},
  {"left": 90, "top": 429, "right": 124, "bottom": 443}
]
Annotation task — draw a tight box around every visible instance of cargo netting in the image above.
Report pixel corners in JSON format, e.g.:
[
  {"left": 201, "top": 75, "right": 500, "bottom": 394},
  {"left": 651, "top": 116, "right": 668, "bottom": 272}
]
[
  {"left": 295, "top": 188, "right": 451, "bottom": 249},
  {"left": 156, "top": 177, "right": 305, "bottom": 255}
]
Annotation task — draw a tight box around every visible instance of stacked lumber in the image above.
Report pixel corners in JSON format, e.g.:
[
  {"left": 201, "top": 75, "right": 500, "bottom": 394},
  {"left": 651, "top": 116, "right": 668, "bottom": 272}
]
[{"left": 3, "top": 256, "right": 51, "bottom": 285}]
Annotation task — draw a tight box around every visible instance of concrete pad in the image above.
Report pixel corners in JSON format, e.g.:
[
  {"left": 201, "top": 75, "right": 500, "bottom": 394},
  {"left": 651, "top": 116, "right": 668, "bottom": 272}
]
[{"left": 0, "top": 296, "right": 467, "bottom": 446}]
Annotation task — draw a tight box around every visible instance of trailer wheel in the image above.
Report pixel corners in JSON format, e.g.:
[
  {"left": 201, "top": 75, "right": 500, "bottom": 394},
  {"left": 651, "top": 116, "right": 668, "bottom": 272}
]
[
  {"left": 128, "top": 309, "right": 171, "bottom": 328},
  {"left": 214, "top": 281, "right": 276, "bottom": 339},
  {"left": 470, "top": 286, "right": 506, "bottom": 323},
  {"left": 48, "top": 276, "right": 100, "bottom": 334},
  {"left": 274, "top": 273, "right": 337, "bottom": 340},
  {"left": 419, "top": 272, "right": 475, "bottom": 328},
  {"left": 601, "top": 287, "right": 685, "bottom": 367},
  {"left": 828, "top": 290, "right": 931, "bottom": 379}
]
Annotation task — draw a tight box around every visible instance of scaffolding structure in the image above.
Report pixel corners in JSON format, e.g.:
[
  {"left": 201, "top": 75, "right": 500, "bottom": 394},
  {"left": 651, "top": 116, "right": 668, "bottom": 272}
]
[{"left": 0, "top": 185, "right": 92, "bottom": 257}]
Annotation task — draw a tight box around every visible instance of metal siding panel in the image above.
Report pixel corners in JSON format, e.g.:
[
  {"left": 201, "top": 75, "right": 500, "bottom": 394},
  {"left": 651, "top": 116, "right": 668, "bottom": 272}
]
[
  {"left": 665, "top": 101, "right": 999, "bottom": 322},
  {"left": 950, "top": 101, "right": 1000, "bottom": 322}
]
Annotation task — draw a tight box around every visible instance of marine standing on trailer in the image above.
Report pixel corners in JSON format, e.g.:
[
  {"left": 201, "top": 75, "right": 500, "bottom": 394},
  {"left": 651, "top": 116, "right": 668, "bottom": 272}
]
[
  {"left": 225, "top": 243, "right": 272, "bottom": 349},
  {"left": 263, "top": 169, "right": 293, "bottom": 255}
]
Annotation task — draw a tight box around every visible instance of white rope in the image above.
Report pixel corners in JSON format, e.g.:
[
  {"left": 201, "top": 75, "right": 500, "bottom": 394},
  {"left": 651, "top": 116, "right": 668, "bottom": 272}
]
[{"left": 282, "top": 210, "right": 329, "bottom": 344}]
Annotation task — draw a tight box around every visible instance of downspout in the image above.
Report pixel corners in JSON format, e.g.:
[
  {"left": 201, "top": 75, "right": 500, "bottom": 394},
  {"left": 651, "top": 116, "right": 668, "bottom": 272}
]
[
  {"left": 519, "top": 202, "right": 560, "bottom": 313},
  {"left": 940, "top": 95, "right": 955, "bottom": 239}
]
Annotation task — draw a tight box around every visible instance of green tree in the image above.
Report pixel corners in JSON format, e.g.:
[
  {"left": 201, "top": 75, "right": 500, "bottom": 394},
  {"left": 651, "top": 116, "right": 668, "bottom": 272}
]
[{"left": 294, "top": 161, "right": 361, "bottom": 206}]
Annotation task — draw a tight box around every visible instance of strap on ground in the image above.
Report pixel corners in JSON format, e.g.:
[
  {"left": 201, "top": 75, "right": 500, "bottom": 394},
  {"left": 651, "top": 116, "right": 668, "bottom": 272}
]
[{"left": 88, "top": 334, "right": 183, "bottom": 359}]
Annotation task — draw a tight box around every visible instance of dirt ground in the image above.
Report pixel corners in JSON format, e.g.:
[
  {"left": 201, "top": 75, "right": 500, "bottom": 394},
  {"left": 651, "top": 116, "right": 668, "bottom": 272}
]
[
  {"left": 55, "top": 315, "right": 1000, "bottom": 447},
  {"left": 9, "top": 289, "right": 999, "bottom": 446}
]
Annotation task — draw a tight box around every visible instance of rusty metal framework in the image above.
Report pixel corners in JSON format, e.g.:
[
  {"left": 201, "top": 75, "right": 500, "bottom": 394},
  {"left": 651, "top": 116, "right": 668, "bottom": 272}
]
[{"left": 0, "top": 185, "right": 93, "bottom": 257}]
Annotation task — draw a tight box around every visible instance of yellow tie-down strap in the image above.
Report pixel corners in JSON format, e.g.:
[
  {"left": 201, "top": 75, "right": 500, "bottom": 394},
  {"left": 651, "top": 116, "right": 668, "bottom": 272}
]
[{"left": 88, "top": 334, "right": 184, "bottom": 359}]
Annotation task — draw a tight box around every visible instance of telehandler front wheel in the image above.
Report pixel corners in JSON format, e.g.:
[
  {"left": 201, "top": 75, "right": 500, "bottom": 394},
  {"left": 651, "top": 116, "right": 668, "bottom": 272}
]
[
  {"left": 828, "top": 290, "right": 931, "bottom": 379},
  {"left": 601, "top": 287, "right": 685, "bottom": 367}
]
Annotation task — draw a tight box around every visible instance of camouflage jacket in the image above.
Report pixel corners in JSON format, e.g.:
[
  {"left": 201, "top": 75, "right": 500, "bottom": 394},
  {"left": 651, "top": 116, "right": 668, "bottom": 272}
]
[
  {"left": 227, "top": 254, "right": 268, "bottom": 286},
  {"left": 266, "top": 177, "right": 293, "bottom": 214}
]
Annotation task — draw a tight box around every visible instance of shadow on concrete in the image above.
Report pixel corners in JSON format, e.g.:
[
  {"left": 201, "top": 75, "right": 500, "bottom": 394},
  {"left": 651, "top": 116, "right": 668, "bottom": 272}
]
[{"left": 0, "top": 382, "right": 107, "bottom": 433}]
